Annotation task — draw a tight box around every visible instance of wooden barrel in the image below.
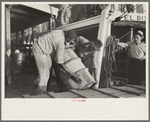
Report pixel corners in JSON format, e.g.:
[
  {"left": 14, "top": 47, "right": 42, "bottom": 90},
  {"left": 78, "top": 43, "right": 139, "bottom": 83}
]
[
  {"left": 64, "top": 58, "right": 85, "bottom": 73},
  {"left": 63, "top": 48, "right": 78, "bottom": 62},
  {"left": 59, "top": 48, "right": 97, "bottom": 90}
]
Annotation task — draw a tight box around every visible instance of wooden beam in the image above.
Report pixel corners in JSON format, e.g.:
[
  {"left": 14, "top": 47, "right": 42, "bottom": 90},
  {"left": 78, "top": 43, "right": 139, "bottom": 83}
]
[
  {"left": 70, "top": 90, "right": 88, "bottom": 98},
  {"left": 22, "top": 4, "right": 59, "bottom": 16},
  {"left": 125, "top": 84, "right": 146, "bottom": 91},
  {"left": 16, "top": 31, "right": 19, "bottom": 45},
  {"left": 21, "top": 30, "right": 25, "bottom": 45},
  {"left": 93, "top": 7, "right": 110, "bottom": 88},
  {"left": 11, "top": 15, "right": 50, "bottom": 33},
  {"left": 49, "top": 17, "right": 52, "bottom": 31},
  {"left": 22, "top": 94, "right": 31, "bottom": 98},
  {"left": 11, "top": 13, "right": 33, "bottom": 22},
  {"left": 91, "top": 88, "right": 119, "bottom": 98},
  {"left": 11, "top": 8, "right": 36, "bottom": 16},
  {"left": 56, "top": 15, "right": 102, "bottom": 31},
  {"left": 5, "top": 6, "right": 12, "bottom": 85},
  {"left": 32, "top": 26, "right": 36, "bottom": 43},
  {"left": 112, "top": 21, "right": 145, "bottom": 28},
  {"left": 110, "top": 86, "right": 144, "bottom": 96}
]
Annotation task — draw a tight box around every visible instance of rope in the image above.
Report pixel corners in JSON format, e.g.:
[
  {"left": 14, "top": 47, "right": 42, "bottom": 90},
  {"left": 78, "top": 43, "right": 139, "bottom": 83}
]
[
  {"left": 114, "top": 4, "right": 143, "bottom": 22},
  {"left": 104, "top": 36, "right": 119, "bottom": 85}
]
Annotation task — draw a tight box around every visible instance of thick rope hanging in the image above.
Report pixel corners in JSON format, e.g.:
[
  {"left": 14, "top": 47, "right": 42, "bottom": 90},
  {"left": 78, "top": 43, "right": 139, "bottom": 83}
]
[{"left": 104, "top": 36, "right": 119, "bottom": 83}]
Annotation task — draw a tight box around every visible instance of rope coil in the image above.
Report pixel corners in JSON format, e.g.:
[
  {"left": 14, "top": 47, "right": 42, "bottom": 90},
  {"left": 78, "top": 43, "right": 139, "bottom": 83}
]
[{"left": 104, "top": 36, "right": 119, "bottom": 85}]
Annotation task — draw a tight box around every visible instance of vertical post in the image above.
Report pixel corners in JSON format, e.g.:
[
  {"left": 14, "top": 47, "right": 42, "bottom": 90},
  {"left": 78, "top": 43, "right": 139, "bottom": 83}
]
[
  {"left": 21, "top": 30, "right": 25, "bottom": 45},
  {"left": 27, "top": 28, "right": 31, "bottom": 44},
  {"left": 21, "top": 30, "right": 25, "bottom": 51},
  {"left": 130, "top": 27, "right": 133, "bottom": 42},
  {"left": 16, "top": 31, "right": 19, "bottom": 49},
  {"left": 93, "top": 6, "right": 111, "bottom": 88},
  {"left": 5, "top": 6, "right": 12, "bottom": 85},
  {"left": 32, "top": 26, "right": 36, "bottom": 43},
  {"left": 126, "top": 27, "right": 133, "bottom": 79},
  {"left": 53, "top": 15, "right": 56, "bottom": 30},
  {"left": 49, "top": 17, "right": 52, "bottom": 32},
  {"left": 114, "top": 4, "right": 118, "bottom": 11},
  {"left": 32, "top": 26, "right": 37, "bottom": 73}
]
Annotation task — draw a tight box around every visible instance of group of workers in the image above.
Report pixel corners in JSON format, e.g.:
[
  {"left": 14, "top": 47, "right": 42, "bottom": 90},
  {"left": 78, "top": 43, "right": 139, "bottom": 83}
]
[{"left": 32, "top": 29, "right": 146, "bottom": 95}]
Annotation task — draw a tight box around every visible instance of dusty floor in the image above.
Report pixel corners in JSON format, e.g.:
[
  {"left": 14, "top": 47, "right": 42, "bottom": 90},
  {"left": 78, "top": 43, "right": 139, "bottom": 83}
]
[{"left": 5, "top": 70, "right": 63, "bottom": 98}]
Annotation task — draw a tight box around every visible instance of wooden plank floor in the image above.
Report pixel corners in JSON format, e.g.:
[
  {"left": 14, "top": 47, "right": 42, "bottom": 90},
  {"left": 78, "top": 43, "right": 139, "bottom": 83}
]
[{"left": 22, "top": 85, "right": 146, "bottom": 98}]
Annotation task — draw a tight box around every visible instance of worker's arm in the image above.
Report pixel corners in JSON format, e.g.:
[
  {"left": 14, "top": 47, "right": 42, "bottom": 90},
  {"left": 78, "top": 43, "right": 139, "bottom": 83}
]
[
  {"left": 141, "top": 55, "right": 146, "bottom": 60},
  {"left": 74, "top": 36, "right": 90, "bottom": 47},
  {"left": 117, "top": 42, "right": 129, "bottom": 49},
  {"left": 140, "top": 43, "right": 146, "bottom": 61},
  {"left": 58, "top": 63, "right": 82, "bottom": 84}
]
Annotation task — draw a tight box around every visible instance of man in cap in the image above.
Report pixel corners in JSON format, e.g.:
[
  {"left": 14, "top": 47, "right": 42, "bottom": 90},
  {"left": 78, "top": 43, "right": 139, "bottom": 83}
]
[
  {"left": 118, "top": 30, "right": 146, "bottom": 85},
  {"left": 64, "top": 30, "right": 103, "bottom": 86},
  {"left": 32, "top": 30, "right": 82, "bottom": 94}
]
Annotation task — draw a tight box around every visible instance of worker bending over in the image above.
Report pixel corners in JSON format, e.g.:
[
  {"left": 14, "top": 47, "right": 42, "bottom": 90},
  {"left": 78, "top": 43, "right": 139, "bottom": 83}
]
[
  {"left": 54, "top": 30, "right": 101, "bottom": 91},
  {"left": 118, "top": 30, "right": 146, "bottom": 85},
  {"left": 65, "top": 30, "right": 102, "bottom": 87},
  {"left": 32, "top": 30, "right": 82, "bottom": 94}
]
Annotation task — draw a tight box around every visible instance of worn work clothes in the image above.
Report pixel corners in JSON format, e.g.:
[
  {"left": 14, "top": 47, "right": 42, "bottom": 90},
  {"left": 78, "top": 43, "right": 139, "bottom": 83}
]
[
  {"left": 32, "top": 41, "right": 52, "bottom": 87},
  {"left": 32, "top": 30, "right": 65, "bottom": 91},
  {"left": 127, "top": 42, "right": 146, "bottom": 60},
  {"left": 118, "top": 41, "right": 146, "bottom": 85},
  {"left": 37, "top": 30, "right": 65, "bottom": 64},
  {"left": 77, "top": 36, "right": 97, "bottom": 68}
]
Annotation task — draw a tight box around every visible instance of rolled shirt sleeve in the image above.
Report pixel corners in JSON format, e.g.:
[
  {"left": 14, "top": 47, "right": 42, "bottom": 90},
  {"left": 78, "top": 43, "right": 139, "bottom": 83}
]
[{"left": 118, "top": 42, "right": 129, "bottom": 48}]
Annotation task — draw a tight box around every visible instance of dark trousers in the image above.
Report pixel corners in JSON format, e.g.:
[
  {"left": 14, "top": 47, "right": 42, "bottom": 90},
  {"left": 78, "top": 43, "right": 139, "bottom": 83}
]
[
  {"left": 47, "top": 60, "right": 64, "bottom": 89},
  {"left": 128, "top": 58, "right": 145, "bottom": 85}
]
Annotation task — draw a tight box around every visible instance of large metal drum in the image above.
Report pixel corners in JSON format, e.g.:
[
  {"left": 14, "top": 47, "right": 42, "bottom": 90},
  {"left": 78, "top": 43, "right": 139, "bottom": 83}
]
[
  {"left": 13, "top": 53, "right": 25, "bottom": 74},
  {"left": 59, "top": 48, "right": 97, "bottom": 90}
]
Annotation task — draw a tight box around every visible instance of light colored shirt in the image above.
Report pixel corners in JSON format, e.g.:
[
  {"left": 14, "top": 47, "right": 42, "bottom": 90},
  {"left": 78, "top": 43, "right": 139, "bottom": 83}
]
[
  {"left": 118, "top": 42, "right": 146, "bottom": 60},
  {"left": 37, "top": 30, "right": 65, "bottom": 64},
  {"left": 128, "top": 42, "right": 146, "bottom": 59},
  {"left": 76, "top": 36, "right": 89, "bottom": 44}
]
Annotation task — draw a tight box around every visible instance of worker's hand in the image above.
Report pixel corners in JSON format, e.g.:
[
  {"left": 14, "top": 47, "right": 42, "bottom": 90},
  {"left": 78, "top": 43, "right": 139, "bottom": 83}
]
[
  {"left": 116, "top": 38, "right": 119, "bottom": 43},
  {"left": 71, "top": 74, "right": 82, "bottom": 84},
  {"left": 139, "top": 57, "right": 146, "bottom": 61}
]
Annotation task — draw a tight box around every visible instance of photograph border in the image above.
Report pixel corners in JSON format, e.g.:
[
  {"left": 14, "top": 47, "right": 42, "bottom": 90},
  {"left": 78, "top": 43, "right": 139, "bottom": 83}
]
[{"left": 1, "top": 0, "right": 149, "bottom": 121}]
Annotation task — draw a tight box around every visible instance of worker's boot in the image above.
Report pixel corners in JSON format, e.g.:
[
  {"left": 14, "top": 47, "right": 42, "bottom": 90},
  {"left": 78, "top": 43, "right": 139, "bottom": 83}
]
[
  {"left": 90, "top": 83, "right": 98, "bottom": 89},
  {"left": 36, "top": 86, "right": 47, "bottom": 95},
  {"left": 58, "top": 87, "right": 64, "bottom": 92}
]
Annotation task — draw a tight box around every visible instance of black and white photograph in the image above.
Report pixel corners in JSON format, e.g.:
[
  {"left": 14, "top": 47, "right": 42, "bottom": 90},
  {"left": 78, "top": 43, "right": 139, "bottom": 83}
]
[{"left": 1, "top": 1, "right": 149, "bottom": 121}]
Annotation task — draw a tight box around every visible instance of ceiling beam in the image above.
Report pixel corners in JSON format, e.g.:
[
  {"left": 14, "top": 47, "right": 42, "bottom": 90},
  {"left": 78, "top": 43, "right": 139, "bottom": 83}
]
[
  {"left": 11, "top": 12, "right": 36, "bottom": 21},
  {"left": 11, "top": 8, "right": 36, "bottom": 16},
  {"left": 11, "top": 15, "right": 51, "bottom": 33},
  {"left": 22, "top": 4, "right": 59, "bottom": 16}
]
